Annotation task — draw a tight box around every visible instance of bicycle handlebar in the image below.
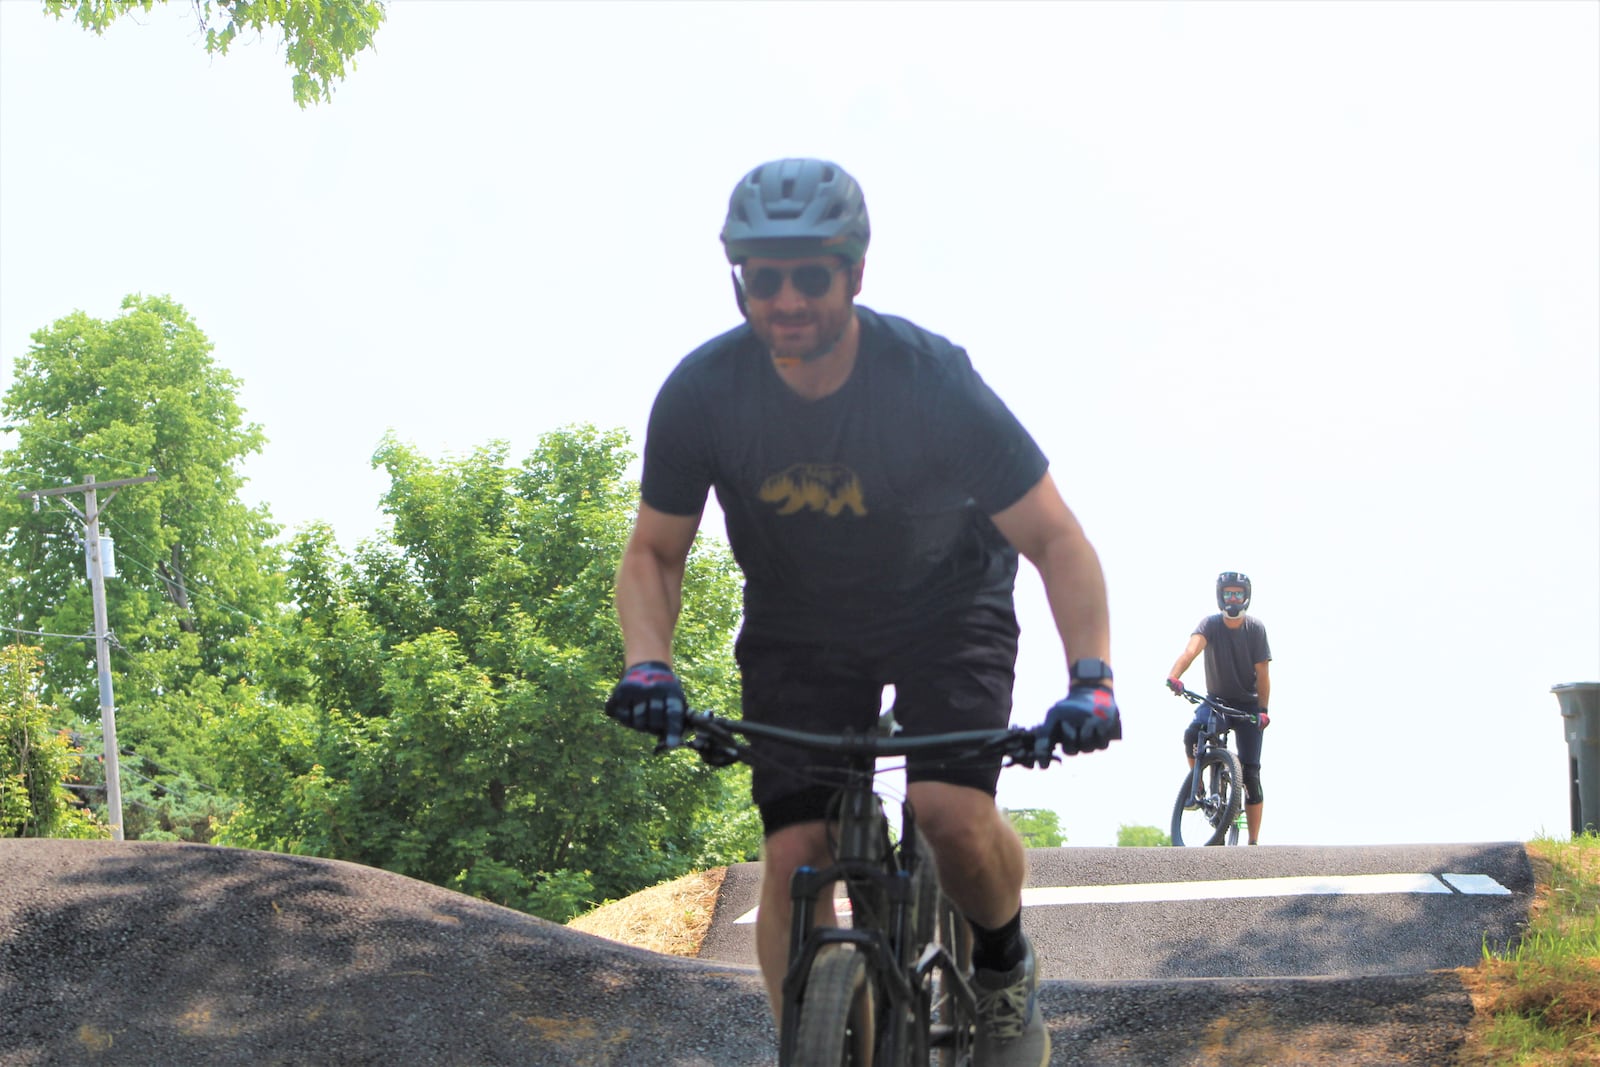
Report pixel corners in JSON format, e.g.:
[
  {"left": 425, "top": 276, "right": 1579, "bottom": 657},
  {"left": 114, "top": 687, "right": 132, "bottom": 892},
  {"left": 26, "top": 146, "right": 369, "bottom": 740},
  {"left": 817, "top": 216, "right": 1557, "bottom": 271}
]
[
  {"left": 672, "top": 708, "right": 1057, "bottom": 770},
  {"left": 1169, "top": 685, "right": 1262, "bottom": 725}
]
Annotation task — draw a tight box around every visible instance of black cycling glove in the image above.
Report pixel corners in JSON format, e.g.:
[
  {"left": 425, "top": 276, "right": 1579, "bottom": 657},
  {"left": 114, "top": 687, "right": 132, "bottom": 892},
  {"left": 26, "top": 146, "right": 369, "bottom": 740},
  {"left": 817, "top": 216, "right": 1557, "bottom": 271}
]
[
  {"left": 1035, "top": 684, "right": 1122, "bottom": 763},
  {"left": 605, "top": 661, "right": 687, "bottom": 746}
]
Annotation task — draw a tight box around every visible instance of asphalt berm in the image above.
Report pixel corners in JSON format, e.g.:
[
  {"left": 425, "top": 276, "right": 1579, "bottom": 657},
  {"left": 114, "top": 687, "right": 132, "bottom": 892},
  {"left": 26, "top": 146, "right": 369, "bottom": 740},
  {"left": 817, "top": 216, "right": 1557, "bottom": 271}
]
[{"left": 0, "top": 840, "right": 1478, "bottom": 1065}]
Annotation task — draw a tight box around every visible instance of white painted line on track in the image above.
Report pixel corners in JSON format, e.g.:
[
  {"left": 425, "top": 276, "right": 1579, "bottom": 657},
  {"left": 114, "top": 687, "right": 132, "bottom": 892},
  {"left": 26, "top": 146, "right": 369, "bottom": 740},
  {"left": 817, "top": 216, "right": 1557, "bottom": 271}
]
[
  {"left": 1442, "top": 873, "right": 1513, "bottom": 895},
  {"left": 1022, "top": 873, "right": 1453, "bottom": 906},
  {"left": 730, "top": 872, "right": 1513, "bottom": 924}
]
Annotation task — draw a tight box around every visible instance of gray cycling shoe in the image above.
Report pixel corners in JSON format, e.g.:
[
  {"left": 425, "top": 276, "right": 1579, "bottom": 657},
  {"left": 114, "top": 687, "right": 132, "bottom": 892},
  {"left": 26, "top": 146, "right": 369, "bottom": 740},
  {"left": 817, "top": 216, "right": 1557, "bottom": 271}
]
[{"left": 973, "top": 934, "right": 1050, "bottom": 1066}]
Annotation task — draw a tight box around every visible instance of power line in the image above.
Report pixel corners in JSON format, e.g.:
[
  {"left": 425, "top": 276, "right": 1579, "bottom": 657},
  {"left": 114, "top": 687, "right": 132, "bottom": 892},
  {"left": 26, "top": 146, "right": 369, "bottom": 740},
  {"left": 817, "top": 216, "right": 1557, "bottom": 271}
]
[
  {"left": 2, "top": 430, "right": 153, "bottom": 478},
  {"left": 0, "top": 624, "right": 92, "bottom": 642},
  {"left": 61, "top": 734, "right": 227, "bottom": 795},
  {"left": 60, "top": 781, "right": 160, "bottom": 815},
  {"left": 100, "top": 513, "right": 281, "bottom": 631}
]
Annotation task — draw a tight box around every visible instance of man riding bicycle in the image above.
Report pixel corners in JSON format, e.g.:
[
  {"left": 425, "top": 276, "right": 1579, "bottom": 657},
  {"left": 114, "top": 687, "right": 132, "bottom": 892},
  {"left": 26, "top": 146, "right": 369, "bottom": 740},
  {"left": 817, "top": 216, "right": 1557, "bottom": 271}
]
[
  {"left": 1166, "top": 571, "right": 1272, "bottom": 844},
  {"left": 607, "top": 158, "right": 1120, "bottom": 1066}
]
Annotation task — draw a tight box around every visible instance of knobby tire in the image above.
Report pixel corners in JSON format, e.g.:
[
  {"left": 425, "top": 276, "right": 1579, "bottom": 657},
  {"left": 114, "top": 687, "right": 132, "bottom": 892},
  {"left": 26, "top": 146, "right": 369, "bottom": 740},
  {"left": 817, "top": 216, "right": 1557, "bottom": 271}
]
[
  {"left": 1170, "top": 748, "right": 1244, "bottom": 846},
  {"left": 793, "top": 944, "right": 875, "bottom": 1067}
]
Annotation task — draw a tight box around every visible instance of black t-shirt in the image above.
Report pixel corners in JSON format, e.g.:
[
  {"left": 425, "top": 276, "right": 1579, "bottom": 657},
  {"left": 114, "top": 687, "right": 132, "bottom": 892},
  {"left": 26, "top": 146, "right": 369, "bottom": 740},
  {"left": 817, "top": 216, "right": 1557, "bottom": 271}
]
[
  {"left": 641, "top": 306, "right": 1049, "bottom": 643},
  {"left": 1195, "top": 614, "right": 1272, "bottom": 706}
]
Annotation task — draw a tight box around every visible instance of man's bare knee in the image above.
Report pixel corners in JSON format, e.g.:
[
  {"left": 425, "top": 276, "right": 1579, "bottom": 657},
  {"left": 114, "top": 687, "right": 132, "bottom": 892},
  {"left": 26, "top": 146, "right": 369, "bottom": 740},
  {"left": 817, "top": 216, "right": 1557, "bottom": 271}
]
[{"left": 908, "top": 782, "right": 1010, "bottom": 855}]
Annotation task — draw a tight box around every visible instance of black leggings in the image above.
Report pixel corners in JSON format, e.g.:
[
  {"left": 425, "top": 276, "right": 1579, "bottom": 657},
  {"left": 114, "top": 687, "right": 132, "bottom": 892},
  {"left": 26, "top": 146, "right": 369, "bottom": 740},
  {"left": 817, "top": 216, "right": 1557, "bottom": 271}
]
[{"left": 1184, "top": 706, "right": 1264, "bottom": 805}]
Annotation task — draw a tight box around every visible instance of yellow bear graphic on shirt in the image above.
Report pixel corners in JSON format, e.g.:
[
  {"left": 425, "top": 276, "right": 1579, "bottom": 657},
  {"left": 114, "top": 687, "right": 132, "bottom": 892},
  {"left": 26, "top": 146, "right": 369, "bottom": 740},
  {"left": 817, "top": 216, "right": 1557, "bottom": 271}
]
[{"left": 758, "top": 464, "right": 868, "bottom": 517}]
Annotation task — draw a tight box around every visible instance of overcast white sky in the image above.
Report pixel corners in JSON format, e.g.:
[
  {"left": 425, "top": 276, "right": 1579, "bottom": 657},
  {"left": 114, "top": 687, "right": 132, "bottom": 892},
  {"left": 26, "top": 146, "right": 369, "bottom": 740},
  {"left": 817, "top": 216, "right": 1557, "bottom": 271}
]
[{"left": 2, "top": 1, "right": 1596, "bottom": 849}]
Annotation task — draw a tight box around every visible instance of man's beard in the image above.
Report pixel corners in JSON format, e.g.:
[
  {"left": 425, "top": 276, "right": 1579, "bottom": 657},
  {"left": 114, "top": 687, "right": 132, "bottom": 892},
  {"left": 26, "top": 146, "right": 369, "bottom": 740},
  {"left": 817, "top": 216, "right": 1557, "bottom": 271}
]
[{"left": 756, "top": 303, "right": 853, "bottom": 363}]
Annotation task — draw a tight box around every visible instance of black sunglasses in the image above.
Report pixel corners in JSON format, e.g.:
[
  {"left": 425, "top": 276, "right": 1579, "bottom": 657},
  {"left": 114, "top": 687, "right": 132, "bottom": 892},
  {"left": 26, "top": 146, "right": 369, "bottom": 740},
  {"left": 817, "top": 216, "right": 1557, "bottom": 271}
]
[{"left": 740, "top": 262, "right": 845, "bottom": 300}]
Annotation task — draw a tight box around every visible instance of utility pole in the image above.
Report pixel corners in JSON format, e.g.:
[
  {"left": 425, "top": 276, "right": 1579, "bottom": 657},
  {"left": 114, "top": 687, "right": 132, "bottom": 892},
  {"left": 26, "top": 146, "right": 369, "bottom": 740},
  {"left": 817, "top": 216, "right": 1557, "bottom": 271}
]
[{"left": 18, "top": 471, "right": 158, "bottom": 841}]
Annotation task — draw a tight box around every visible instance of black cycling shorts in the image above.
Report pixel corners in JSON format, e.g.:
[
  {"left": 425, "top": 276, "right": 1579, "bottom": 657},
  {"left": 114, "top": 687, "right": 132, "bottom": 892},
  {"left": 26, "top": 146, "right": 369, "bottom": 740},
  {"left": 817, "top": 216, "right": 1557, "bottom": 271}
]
[{"left": 735, "top": 603, "right": 1020, "bottom": 837}]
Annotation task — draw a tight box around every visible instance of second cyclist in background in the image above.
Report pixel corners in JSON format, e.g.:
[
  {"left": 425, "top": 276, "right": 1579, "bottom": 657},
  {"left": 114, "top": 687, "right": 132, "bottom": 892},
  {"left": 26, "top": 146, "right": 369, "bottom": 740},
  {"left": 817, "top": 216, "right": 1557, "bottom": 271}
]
[{"left": 1166, "top": 571, "right": 1272, "bottom": 844}]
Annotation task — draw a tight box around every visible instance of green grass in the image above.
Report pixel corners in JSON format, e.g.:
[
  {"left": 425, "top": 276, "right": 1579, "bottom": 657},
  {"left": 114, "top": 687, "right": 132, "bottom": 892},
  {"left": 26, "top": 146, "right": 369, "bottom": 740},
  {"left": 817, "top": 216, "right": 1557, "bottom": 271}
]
[{"left": 1460, "top": 832, "right": 1600, "bottom": 1065}]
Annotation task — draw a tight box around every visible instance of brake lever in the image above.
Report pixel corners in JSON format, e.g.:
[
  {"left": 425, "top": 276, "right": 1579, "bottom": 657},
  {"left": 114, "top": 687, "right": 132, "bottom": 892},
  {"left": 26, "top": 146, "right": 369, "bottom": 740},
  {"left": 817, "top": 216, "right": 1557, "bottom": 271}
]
[
  {"left": 1014, "top": 728, "right": 1059, "bottom": 770},
  {"left": 651, "top": 705, "right": 689, "bottom": 753},
  {"left": 684, "top": 733, "right": 741, "bottom": 767}
]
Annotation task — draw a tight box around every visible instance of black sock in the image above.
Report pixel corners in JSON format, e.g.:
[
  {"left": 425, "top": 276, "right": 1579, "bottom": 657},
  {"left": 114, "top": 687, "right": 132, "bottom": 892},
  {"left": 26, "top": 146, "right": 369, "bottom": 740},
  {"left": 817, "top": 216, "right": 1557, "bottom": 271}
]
[{"left": 969, "top": 908, "right": 1025, "bottom": 973}]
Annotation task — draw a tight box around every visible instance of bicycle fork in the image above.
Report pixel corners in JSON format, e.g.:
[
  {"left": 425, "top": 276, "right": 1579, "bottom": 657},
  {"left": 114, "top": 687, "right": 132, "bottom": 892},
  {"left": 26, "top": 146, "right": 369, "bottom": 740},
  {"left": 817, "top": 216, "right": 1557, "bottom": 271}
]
[
  {"left": 778, "top": 787, "right": 918, "bottom": 1064},
  {"left": 779, "top": 860, "right": 921, "bottom": 1062}
]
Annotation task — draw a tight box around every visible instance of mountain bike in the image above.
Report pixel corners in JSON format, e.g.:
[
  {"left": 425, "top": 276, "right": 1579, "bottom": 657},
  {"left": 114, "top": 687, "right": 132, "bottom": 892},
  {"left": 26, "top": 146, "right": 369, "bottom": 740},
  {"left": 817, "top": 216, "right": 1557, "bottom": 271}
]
[
  {"left": 660, "top": 708, "right": 1056, "bottom": 1066},
  {"left": 1168, "top": 685, "right": 1262, "bottom": 847}
]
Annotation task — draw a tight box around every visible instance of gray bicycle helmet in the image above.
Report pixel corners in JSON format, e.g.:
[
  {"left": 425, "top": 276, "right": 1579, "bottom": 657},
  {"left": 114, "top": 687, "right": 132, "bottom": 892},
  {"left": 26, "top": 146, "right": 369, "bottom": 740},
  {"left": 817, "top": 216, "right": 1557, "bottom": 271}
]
[
  {"left": 1216, "top": 571, "right": 1252, "bottom": 618},
  {"left": 721, "top": 158, "right": 871, "bottom": 265}
]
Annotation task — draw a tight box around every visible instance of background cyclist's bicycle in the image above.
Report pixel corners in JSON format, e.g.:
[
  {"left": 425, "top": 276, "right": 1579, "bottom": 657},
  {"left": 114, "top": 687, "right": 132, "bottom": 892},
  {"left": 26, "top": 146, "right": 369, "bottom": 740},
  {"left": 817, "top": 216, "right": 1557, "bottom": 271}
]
[{"left": 1169, "top": 685, "right": 1265, "bottom": 847}]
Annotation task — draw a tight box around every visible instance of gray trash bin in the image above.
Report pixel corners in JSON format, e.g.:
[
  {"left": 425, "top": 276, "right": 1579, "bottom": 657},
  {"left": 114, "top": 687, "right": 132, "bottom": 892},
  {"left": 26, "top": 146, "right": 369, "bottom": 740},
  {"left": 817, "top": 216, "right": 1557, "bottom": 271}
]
[{"left": 1552, "top": 682, "right": 1600, "bottom": 836}]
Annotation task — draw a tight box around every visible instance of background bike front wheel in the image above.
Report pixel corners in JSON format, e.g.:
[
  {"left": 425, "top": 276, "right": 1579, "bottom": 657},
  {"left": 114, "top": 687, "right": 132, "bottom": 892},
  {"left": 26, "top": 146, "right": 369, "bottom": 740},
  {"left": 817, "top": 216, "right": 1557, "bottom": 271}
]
[{"left": 1169, "top": 749, "right": 1245, "bottom": 846}]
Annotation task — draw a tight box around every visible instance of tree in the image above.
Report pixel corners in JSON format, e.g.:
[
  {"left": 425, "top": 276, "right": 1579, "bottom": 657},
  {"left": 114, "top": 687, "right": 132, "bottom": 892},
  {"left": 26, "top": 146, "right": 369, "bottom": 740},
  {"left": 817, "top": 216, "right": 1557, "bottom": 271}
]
[
  {"left": 215, "top": 427, "right": 756, "bottom": 921},
  {"left": 0, "top": 294, "right": 286, "bottom": 839},
  {"left": 0, "top": 645, "right": 105, "bottom": 838},
  {"left": 1005, "top": 807, "right": 1065, "bottom": 848},
  {"left": 43, "top": 0, "right": 386, "bottom": 107},
  {"left": 1117, "top": 824, "right": 1171, "bottom": 847}
]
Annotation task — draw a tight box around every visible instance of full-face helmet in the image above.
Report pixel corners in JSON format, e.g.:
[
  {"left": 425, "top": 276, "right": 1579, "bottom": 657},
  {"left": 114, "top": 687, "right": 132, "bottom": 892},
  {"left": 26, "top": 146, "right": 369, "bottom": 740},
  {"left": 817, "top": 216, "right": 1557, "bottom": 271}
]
[
  {"left": 1216, "top": 571, "right": 1252, "bottom": 618},
  {"left": 721, "top": 159, "right": 871, "bottom": 265}
]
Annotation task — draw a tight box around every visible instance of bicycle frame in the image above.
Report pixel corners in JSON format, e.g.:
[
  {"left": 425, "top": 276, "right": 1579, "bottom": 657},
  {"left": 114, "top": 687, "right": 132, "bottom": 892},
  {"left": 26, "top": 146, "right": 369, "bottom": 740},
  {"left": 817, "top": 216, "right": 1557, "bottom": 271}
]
[
  {"left": 674, "top": 711, "right": 1046, "bottom": 1066},
  {"left": 1183, "top": 706, "right": 1236, "bottom": 803},
  {"left": 1173, "top": 687, "right": 1257, "bottom": 847},
  {"left": 1177, "top": 690, "right": 1255, "bottom": 786}
]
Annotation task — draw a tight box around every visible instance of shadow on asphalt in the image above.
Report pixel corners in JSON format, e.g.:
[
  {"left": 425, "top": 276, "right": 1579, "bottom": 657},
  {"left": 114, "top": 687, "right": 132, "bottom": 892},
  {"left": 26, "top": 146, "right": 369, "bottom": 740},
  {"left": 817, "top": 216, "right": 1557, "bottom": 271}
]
[
  {"left": 1, "top": 840, "right": 771, "bottom": 1066},
  {"left": 1, "top": 839, "right": 1530, "bottom": 1065}
]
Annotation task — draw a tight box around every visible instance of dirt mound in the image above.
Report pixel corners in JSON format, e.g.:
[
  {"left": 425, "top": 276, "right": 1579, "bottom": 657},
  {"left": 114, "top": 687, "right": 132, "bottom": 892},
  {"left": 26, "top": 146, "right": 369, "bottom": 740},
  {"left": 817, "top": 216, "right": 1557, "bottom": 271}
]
[{"left": 567, "top": 868, "right": 727, "bottom": 958}]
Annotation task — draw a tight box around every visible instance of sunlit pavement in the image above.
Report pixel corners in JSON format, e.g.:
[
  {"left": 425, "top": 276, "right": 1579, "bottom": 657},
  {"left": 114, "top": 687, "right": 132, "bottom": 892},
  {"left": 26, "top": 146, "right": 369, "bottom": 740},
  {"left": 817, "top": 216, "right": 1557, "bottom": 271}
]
[{"left": 699, "top": 842, "right": 1534, "bottom": 980}]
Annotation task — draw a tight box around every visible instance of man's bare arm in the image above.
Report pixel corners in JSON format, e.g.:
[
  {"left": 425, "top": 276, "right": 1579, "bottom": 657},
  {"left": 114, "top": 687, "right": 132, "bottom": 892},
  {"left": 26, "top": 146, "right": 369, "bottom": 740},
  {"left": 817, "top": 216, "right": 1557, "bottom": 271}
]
[
  {"left": 615, "top": 502, "right": 703, "bottom": 666},
  {"left": 989, "top": 472, "right": 1110, "bottom": 676},
  {"left": 1168, "top": 633, "right": 1207, "bottom": 682}
]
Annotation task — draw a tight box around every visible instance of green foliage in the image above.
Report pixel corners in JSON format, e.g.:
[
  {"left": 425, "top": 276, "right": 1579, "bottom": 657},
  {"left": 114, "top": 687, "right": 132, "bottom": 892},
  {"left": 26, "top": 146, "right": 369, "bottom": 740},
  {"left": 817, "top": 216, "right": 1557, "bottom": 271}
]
[
  {"left": 1005, "top": 807, "right": 1065, "bottom": 848},
  {"left": 0, "top": 294, "right": 287, "bottom": 838},
  {"left": 1117, "top": 823, "right": 1171, "bottom": 847},
  {"left": 43, "top": 0, "right": 386, "bottom": 107},
  {"left": 1466, "top": 833, "right": 1600, "bottom": 1064},
  {"left": 214, "top": 427, "right": 754, "bottom": 921},
  {"left": 0, "top": 296, "right": 753, "bottom": 912},
  {"left": 0, "top": 645, "right": 106, "bottom": 838}
]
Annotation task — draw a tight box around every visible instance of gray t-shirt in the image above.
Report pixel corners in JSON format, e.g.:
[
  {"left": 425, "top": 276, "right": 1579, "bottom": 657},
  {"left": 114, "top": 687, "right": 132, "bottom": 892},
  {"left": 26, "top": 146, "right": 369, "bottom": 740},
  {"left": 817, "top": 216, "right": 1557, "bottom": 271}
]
[{"left": 1195, "top": 614, "right": 1271, "bottom": 707}]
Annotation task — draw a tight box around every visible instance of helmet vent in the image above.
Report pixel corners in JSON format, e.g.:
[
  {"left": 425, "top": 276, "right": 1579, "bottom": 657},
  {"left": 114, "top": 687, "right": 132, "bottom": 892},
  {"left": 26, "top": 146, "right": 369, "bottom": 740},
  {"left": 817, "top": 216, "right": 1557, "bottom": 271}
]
[
  {"left": 825, "top": 203, "right": 844, "bottom": 219},
  {"left": 781, "top": 178, "right": 795, "bottom": 199}
]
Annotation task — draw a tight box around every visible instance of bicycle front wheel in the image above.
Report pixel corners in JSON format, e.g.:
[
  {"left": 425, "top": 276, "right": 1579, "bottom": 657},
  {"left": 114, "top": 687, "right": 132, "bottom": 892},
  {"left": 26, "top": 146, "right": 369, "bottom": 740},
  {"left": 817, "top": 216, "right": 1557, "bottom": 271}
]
[
  {"left": 906, "top": 855, "right": 977, "bottom": 1065},
  {"left": 792, "top": 944, "right": 875, "bottom": 1067},
  {"left": 929, "top": 888, "right": 975, "bottom": 1066},
  {"left": 1170, "top": 749, "right": 1244, "bottom": 847}
]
